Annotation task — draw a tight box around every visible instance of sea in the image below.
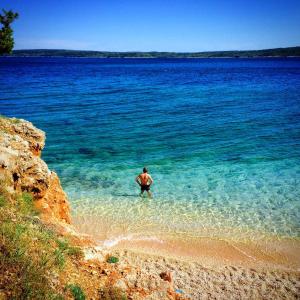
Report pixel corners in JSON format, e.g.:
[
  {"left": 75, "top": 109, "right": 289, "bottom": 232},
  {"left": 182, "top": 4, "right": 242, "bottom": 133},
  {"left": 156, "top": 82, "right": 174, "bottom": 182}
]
[{"left": 1, "top": 57, "right": 300, "bottom": 246}]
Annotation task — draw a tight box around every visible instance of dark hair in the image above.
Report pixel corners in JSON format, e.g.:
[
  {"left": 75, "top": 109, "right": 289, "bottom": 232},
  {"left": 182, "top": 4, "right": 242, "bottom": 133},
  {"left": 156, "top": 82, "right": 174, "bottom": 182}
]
[{"left": 143, "top": 167, "right": 148, "bottom": 173}]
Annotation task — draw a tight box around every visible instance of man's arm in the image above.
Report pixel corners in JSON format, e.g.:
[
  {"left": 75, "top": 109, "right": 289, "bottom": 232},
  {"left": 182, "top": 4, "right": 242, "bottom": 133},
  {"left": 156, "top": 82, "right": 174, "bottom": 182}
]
[
  {"left": 135, "top": 175, "right": 141, "bottom": 186},
  {"left": 148, "top": 175, "right": 153, "bottom": 185}
]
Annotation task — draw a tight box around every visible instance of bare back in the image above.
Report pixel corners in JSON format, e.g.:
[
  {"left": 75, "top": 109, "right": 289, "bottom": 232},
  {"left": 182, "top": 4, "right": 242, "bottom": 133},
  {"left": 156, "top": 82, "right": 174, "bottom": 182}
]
[{"left": 139, "top": 173, "right": 151, "bottom": 185}]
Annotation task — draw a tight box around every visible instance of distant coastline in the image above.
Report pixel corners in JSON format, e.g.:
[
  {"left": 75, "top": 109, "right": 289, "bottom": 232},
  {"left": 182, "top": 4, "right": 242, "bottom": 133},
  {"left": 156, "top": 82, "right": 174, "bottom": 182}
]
[{"left": 5, "top": 46, "right": 300, "bottom": 58}]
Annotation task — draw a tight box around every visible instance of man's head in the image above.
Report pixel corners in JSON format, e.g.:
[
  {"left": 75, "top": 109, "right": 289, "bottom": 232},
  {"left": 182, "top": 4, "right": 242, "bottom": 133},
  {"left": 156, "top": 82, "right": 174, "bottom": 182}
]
[{"left": 143, "top": 167, "right": 148, "bottom": 173}]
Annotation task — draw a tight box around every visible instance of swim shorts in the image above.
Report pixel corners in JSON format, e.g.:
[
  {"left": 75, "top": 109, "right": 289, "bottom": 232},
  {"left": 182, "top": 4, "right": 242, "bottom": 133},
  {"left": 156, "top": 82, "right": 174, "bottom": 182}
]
[{"left": 141, "top": 184, "right": 150, "bottom": 192}]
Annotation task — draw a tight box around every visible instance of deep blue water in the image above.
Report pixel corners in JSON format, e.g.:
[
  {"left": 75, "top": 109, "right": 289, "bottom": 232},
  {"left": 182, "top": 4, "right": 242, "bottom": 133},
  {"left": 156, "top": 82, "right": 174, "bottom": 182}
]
[{"left": 1, "top": 57, "right": 300, "bottom": 242}]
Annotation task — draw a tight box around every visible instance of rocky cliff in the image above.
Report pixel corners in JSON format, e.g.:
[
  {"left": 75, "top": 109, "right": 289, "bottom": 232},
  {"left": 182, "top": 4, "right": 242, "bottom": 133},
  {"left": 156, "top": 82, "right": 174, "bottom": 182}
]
[{"left": 0, "top": 116, "right": 71, "bottom": 223}]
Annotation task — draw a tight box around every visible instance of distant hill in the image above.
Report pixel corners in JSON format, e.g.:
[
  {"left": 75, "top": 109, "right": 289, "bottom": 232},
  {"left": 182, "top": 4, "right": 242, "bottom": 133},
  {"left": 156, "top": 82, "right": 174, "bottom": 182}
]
[{"left": 8, "top": 46, "right": 300, "bottom": 58}]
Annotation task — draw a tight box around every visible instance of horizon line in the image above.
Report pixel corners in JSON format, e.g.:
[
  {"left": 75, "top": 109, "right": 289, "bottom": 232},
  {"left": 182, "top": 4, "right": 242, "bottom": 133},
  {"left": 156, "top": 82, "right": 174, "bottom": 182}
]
[{"left": 13, "top": 45, "right": 300, "bottom": 54}]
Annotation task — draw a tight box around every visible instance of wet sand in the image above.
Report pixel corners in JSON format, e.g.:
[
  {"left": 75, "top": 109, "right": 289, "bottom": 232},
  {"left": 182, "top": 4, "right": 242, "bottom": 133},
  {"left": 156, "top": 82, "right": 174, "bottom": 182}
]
[
  {"left": 111, "top": 236, "right": 300, "bottom": 271},
  {"left": 73, "top": 215, "right": 300, "bottom": 269}
]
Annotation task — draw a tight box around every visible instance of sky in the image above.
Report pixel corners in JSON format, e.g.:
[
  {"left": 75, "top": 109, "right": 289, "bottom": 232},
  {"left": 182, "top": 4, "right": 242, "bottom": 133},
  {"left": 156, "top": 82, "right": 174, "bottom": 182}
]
[{"left": 1, "top": 0, "right": 300, "bottom": 52}]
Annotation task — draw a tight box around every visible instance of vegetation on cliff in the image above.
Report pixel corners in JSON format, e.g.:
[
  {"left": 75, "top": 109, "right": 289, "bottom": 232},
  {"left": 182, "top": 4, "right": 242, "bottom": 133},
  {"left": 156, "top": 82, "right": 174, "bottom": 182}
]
[
  {"left": 0, "top": 188, "right": 83, "bottom": 299},
  {"left": 8, "top": 46, "right": 300, "bottom": 58}
]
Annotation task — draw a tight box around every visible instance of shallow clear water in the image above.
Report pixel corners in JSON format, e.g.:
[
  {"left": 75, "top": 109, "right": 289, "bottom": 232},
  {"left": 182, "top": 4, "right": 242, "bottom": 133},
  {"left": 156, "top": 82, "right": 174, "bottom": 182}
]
[{"left": 1, "top": 57, "right": 300, "bottom": 242}]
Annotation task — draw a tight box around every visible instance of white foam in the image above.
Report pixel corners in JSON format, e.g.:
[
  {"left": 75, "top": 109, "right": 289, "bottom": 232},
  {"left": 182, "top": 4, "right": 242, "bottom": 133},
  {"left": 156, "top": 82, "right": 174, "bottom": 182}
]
[{"left": 102, "top": 234, "right": 163, "bottom": 248}]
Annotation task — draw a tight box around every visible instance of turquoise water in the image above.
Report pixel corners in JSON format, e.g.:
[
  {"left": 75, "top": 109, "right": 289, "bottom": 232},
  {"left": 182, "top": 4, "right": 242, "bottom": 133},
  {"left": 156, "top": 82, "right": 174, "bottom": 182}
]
[{"left": 1, "top": 57, "right": 300, "bottom": 242}]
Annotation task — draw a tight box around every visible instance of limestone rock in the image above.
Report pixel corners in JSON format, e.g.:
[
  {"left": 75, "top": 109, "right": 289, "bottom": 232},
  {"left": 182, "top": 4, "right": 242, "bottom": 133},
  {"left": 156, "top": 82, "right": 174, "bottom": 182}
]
[
  {"left": 113, "top": 279, "right": 127, "bottom": 291},
  {"left": 0, "top": 116, "right": 71, "bottom": 223}
]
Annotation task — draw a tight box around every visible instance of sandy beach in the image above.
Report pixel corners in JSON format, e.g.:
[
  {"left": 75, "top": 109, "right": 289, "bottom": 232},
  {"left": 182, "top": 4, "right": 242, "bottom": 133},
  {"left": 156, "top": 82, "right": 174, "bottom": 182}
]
[
  {"left": 109, "top": 247, "right": 300, "bottom": 299},
  {"left": 73, "top": 216, "right": 300, "bottom": 299}
]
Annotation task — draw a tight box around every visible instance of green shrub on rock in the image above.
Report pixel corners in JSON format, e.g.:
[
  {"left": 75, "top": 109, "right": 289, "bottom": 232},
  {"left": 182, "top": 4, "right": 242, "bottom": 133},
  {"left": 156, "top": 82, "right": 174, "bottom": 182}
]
[
  {"left": 66, "top": 284, "right": 86, "bottom": 300},
  {"left": 106, "top": 256, "right": 119, "bottom": 264}
]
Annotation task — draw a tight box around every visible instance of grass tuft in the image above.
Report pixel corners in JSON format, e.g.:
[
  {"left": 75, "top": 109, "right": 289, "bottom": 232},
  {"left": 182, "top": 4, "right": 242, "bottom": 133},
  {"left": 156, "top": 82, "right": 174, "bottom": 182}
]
[
  {"left": 56, "top": 238, "right": 84, "bottom": 260},
  {"left": 54, "top": 248, "right": 66, "bottom": 269},
  {"left": 66, "top": 246, "right": 84, "bottom": 258},
  {"left": 17, "top": 192, "right": 39, "bottom": 216},
  {"left": 66, "top": 284, "right": 86, "bottom": 300},
  {"left": 0, "top": 195, "right": 7, "bottom": 207},
  {"left": 106, "top": 256, "right": 119, "bottom": 264},
  {"left": 99, "top": 286, "right": 127, "bottom": 300}
]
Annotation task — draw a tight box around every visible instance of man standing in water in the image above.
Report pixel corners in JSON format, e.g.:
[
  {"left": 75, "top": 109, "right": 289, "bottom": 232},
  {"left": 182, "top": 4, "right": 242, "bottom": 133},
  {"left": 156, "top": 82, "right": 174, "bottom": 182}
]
[{"left": 135, "top": 167, "right": 153, "bottom": 197}]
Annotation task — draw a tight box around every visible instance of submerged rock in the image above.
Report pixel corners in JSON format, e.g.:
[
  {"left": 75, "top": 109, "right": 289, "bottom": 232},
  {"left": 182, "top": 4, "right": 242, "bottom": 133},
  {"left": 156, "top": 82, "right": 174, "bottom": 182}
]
[
  {"left": 78, "top": 147, "right": 96, "bottom": 156},
  {"left": 0, "top": 116, "right": 71, "bottom": 223}
]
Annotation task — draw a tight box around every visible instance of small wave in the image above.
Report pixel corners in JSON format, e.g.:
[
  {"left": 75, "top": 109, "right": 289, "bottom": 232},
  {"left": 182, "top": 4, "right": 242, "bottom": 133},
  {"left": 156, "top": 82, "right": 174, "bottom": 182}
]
[{"left": 102, "top": 234, "right": 163, "bottom": 248}]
